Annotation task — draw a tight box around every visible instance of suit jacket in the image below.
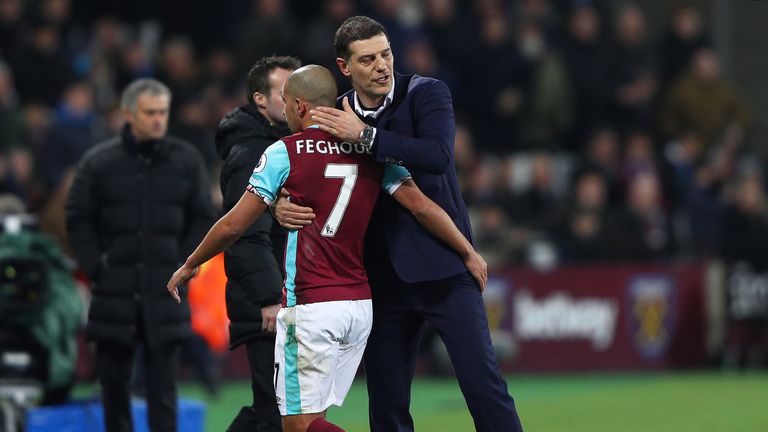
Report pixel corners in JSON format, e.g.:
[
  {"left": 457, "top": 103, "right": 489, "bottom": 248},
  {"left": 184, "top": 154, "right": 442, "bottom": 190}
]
[{"left": 339, "top": 72, "right": 473, "bottom": 283}]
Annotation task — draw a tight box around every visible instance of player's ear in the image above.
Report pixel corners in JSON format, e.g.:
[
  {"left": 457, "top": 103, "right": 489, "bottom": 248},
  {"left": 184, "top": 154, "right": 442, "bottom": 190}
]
[
  {"left": 296, "top": 97, "right": 307, "bottom": 118},
  {"left": 336, "top": 57, "right": 351, "bottom": 77}
]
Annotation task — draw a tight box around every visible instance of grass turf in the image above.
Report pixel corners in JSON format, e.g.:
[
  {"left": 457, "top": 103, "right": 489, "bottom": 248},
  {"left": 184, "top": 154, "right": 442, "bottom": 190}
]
[{"left": 76, "top": 372, "right": 768, "bottom": 431}]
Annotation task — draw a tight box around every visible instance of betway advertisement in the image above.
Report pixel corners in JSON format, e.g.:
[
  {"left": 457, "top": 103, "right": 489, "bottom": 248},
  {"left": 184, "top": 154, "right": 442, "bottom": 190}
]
[{"left": 485, "top": 264, "right": 707, "bottom": 371}]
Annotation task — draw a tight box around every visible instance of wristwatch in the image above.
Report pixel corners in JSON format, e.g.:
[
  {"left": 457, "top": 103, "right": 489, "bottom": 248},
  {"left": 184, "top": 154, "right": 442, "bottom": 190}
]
[{"left": 359, "top": 125, "right": 375, "bottom": 150}]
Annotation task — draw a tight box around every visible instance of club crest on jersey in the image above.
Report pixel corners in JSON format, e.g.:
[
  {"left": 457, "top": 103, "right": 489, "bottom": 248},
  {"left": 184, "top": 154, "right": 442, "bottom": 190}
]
[{"left": 253, "top": 153, "right": 267, "bottom": 173}]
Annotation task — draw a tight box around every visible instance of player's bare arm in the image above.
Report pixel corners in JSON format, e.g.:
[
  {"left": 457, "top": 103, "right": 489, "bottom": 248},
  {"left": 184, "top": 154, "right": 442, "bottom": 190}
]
[
  {"left": 392, "top": 180, "right": 488, "bottom": 291},
  {"left": 167, "top": 191, "right": 268, "bottom": 303}
]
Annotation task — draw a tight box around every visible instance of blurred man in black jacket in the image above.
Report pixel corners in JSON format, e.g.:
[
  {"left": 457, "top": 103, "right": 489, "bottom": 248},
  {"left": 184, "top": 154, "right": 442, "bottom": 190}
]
[
  {"left": 214, "top": 55, "right": 300, "bottom": 432},
  {"left": 67, "top": 78, "right": 214, "bottom": 432}
]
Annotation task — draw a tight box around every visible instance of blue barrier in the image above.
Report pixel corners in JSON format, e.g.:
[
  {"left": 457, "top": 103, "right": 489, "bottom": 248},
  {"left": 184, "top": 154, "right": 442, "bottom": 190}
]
[{"left": 26, "top": 398, "right": 205, "bottom": 432}]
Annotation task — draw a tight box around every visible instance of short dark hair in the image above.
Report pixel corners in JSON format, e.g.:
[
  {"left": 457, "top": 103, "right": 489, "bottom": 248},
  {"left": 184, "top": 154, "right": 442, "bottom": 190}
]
[
  {"left": 334, "top": 16, "right": 388, "bottom": 60},
  {"left": 246, "top": 55, "right": 302, "bottom": 105}
]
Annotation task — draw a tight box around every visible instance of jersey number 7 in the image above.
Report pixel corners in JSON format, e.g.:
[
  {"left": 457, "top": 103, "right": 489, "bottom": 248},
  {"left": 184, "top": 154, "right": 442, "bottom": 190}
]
[{"left": 322, "top": 163, "right": 358, "bottom": 238}]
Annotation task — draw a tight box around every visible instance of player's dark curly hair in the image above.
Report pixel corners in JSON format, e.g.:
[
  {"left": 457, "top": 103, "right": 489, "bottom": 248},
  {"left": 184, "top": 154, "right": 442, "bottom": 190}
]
[
  {"left": 246, "top": 55, "right": 302, "bottom": 105},
  {"left": 334, "top": 16, "right": 389, "bottom": 60}
]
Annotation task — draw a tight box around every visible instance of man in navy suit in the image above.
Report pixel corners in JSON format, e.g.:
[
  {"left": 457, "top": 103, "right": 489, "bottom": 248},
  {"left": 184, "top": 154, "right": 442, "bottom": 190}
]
[{"left": 275, "top": 16, "right": 524, "bottom": 432}]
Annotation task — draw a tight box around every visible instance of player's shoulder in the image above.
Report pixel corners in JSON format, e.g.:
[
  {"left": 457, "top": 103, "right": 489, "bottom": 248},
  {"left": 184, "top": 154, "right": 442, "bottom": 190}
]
[{"left": 262, "top": 138, "right": 288, "bottom": 156}]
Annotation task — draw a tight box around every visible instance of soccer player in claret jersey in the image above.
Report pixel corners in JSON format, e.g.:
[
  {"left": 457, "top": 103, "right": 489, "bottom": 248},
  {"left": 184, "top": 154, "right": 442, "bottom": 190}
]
[{"left": 166, "top": 65, "right": 487, "bottom": 432}]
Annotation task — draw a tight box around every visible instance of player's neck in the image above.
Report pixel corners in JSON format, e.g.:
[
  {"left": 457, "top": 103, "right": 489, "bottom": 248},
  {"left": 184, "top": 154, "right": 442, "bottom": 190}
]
[{"left": 300, "top": 120, "right": 319, "bottom": 131}]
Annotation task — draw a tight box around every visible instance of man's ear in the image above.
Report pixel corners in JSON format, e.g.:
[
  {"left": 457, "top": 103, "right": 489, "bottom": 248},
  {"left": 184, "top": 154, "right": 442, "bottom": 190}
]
[
  {"left": 253, "top": 91, "right": 266, "bottom": 108},
  {"left": 336, "top": 57, "right": 351, "bottom": 77}
]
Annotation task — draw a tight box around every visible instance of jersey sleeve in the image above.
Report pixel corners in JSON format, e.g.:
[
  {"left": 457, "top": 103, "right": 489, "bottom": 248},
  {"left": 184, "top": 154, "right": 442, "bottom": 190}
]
[
  {"left": 381, "top": 163, "right": 412, "bottom": 195},
  {"left": 246, "top": 140, "right": 290, "bottom": 205}
]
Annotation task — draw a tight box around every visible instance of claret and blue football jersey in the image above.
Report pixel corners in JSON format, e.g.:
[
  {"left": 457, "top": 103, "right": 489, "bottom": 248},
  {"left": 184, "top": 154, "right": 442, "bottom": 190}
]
[{"left": 247, "top": 125, "right": 410, "bottom": 307}]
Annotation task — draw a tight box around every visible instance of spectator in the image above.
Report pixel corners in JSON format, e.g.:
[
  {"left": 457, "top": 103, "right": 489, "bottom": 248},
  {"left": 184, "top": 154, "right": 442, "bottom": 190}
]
[
  {"left": 606, "top": 4, "right": 657, "bottom": 132},
  {"left": 169, "top": 96, "right": 216, "bottom": 169},
  {"left": 66, "top": 78, "right": 214, "bottom": 432},
  {"left": 515, "top": 19, "right": 572, "bottom": 149},
  {"left": 658, "top": 5, "right": 711, "bottom": 90},
  {"left": 618, "top": 172, "right": 677, "bottom": 260},
  {"left": 302, "top": 0, "right": 357, "bottom": 92},
  {"left": 453, "top": 121, "right": 479, "bottom": 202},
  {"left": 157, "top": 37, "right": 201, "bottom": 107},
  {"left": 21, "top": 102, "right": 54, "bottom": 195},
  {"left": 240, "top": 0, "right": 299, "bottom": 67},
  {"left": 43, "top": 81, "right": 101, "bottom": 188},
  {"left": 468, "top": 12, "right": 532, "bottom": 153},
  {"left": 0, "top": 60, "right": 24, "bottom": 151},
  {"left": 661, "top": 47, "right": 750, "bottom": 151},
  {"left": 718, "top": 172, "right": 768, "bottom": 369},
  {"left": 423, "top": 0, "right": 472, "bottom": 82},
  {"left": 368, "top": 0, "right": 417, "bottom": 65},
  {"left": 667, "top": 131, "right": 725, "bottom": 255},
  {"left": 204, "top": 47, "right": 239, "bottom": 96},
  {"left": 554, "top": 169, "right": 620, "bottom": 262},
  {"left": 35, "top": 0, "right": 73, "bottom": 43},
  {"left": 561, "top": 5, "right": 611, "bottom": 148},
  {"left": 514, "top": 152, "right": 560, "bottom": 231},
  {"left": 11, "top": 22, "right": 73, "bottom": 105},
  {"left": 621, "top": 130, "right": 678, "bottom": 207},
  {"left": 0, "top": 0, "right": 23, "bottom": 60},
  {"left": 401, "top": 34, "right": 459, "bottom": 94},
  {"left": 471, "top": 205, "right": 525, "bottom": 268},
  {"left": 579, "top": 126, "right": 622, "bottom": 203},
  {"left": 719, "top": 172, "right": 768, "bottom": 271}
]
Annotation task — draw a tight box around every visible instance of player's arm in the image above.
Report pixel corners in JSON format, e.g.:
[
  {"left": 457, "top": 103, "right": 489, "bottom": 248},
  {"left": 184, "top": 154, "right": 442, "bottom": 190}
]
[
  {"left": 167, "top": 192, "right": 268, "bottom": 303},
  {"left": 168, "top": 140, "right": 290, "bottom": 303},
  {"left": 389, "top": 177, "right": 487, "bottom": 291}
]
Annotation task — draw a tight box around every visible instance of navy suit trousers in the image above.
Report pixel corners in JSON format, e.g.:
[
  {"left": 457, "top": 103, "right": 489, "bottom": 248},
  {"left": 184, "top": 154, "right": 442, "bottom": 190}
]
[{"left": 364, "top": 271, "right": 524, "bottom": 432}]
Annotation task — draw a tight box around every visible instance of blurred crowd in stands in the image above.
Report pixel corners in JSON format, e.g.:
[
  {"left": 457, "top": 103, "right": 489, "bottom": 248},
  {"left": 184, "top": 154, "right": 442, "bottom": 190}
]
[{"left": 0, "top": 0, "right": 763, "bottom": 270}]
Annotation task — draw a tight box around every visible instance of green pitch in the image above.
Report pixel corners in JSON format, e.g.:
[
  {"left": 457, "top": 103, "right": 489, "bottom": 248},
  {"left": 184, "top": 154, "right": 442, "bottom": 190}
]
[
  {"left": 74, "top": 372, "right": 767, "bottom": 431},
  {"left": 174, "top": 372, "right": 767, "bottom": 432}
]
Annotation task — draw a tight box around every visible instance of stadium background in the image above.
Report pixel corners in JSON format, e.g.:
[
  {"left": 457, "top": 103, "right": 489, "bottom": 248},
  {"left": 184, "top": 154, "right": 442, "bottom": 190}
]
[{"left": 1, "top": 0, "right": 768, "bottom": 430}]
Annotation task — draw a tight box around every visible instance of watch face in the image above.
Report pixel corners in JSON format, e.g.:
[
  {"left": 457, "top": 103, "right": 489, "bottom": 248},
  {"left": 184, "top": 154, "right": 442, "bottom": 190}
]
[{"left": 362, "top": 127, "right": 374, "bottom": 144}]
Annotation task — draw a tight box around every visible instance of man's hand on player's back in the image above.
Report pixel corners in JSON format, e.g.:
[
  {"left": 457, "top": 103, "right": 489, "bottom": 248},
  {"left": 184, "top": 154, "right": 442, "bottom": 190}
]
[{"left": 274, "top": 188, "right": 316, "bottom": 230}]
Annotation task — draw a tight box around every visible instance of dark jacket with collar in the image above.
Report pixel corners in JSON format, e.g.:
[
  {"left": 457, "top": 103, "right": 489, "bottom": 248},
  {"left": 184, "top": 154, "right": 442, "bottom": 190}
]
[
  {"left": 215, "top": 103, "right": 286, "bottom": 347},
  {"left": 66, "top": 125, "right": 214, "bottom": 348},
  {"left": 340, "top": 72, "right": 473, "bottom": 283}
]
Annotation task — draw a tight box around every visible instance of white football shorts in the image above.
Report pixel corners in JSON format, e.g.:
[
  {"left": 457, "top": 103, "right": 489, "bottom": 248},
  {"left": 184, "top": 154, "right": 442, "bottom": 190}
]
[{"left": 274, "top": 299, "right": 373, "bottom": 416}]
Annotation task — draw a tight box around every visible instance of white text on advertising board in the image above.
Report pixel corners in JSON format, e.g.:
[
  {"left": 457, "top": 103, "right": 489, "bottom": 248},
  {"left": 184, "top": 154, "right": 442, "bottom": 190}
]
[{"left": 514, "top": 291, "right": 619, "bottom": 350}]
